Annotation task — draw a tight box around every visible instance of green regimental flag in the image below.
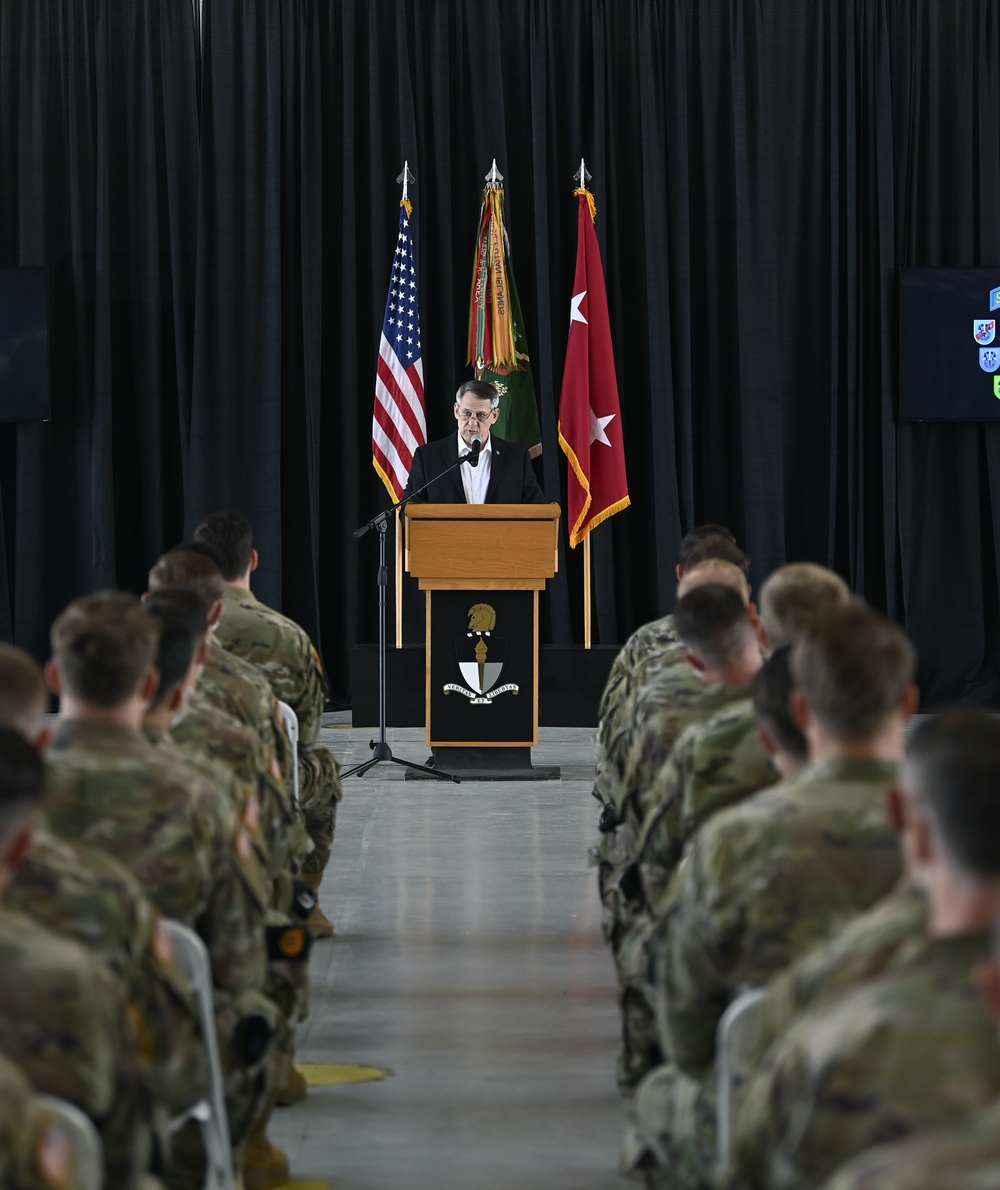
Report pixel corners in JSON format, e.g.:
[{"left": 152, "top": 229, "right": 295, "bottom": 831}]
[{"left": 481, "top": 270, "right": 541, "bottom": 457}]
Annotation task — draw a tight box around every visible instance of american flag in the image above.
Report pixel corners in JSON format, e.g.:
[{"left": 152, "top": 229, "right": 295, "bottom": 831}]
[{"left": 372, "top": 202, "right": 426, "bottom": 500}]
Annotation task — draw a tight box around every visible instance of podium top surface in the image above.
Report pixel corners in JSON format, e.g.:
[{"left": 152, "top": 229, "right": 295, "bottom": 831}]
[
  {"left": 405, "top": 502, "right": 560, "bottom": 587},
  {"left": 405, "top": 502, "right": 561, "bottom": 522}
]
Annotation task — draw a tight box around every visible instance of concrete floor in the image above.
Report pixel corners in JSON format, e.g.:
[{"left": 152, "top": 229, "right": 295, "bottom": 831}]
[{"left": 270, "top": 723, "right": 624, "bottom": 1190}]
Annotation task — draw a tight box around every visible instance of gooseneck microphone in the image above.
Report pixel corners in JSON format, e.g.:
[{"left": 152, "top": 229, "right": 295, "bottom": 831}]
[{"left": 466, "top": 433, "right": 483, "bottom": 468}]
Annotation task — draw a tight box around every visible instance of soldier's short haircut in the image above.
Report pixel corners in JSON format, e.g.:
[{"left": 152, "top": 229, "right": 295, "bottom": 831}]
[
  {"left": 682, "top": 533, "right": 750, "bottom": 576},
  {"left": 193, "top": 511, "right": 254, "bottom": 581},
  {"left": 790, "top": 600, "right": 915, "bottom": 742},
  {"left": 454, "top": 379, "right": 500, "bottom": 409},
  {"left": 0, "top": 644, "right": 47, "bottom": 737},
  {"left": 50, "top": 592, "right": 160, "bottom": 709},
  {"left": 759, "top": 563, "right": 851, "bottom": 650},
  {"left": 752, "top": 646, "right": 808, "bottom": 762},
  {"left": 906, "top": 709, "right": 1000, "bottom": 880},
  {"left": 676, "top": 559, "right": 749, "bottom": 602},
  {"left": 678, "top": 524, "right": 737, "bottom": 567},
  {"left": 148, "top": 548, "right": 226, "bottom": 611},
  {"left": 673, "top": 584, "right": 757, "bottom": 670},
  {"left": 143, "top": 590, "right": 209, "bottom": 711},
  {"left": 0, "top": 724, "right": 45, "bottom": 846}
]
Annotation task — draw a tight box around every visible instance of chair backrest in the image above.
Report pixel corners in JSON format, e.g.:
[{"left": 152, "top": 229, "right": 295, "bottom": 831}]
[
  {"left": 162, "top": 920, "right": 236, "bottom": 1190},
  {"left": 276, "top": 701, "right": 300, "bottom": 804},
  {"left": 34, "top": 1095, "right": 103, "bottom": 1190},
  {"left": 716, "top": 986, "right": 767, "bottom": 1168}
]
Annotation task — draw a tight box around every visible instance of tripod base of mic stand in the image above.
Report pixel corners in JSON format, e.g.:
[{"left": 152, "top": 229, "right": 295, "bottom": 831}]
[
  {"left": 343, "top": 739, "right": 460, "bottom": 782},
  {"left": 404, "top": 746, "right": 560, "bottom": 782}
]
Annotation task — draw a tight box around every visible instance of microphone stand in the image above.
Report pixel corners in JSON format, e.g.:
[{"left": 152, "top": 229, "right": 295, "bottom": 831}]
[{"left": 342, "top": 443, "right": 483, "bottom": 780}]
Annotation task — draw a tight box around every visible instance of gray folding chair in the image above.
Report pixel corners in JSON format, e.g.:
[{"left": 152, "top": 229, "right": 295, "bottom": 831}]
[
  {"left": 716, "top": 987, "right": 767, "bottom": 1167},
  {"left": 276, "top": 700, "right": 300, "bottom": 804},
  {"left": 163, "top": 920, "right": 236, "bottom": 1190},
  {"left": 34, "top": 1095, "right": 103, "bottom": 1190}
]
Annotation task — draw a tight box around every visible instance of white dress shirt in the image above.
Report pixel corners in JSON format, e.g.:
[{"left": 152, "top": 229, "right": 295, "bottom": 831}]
[{"left": 458, "top": 428, "right": 493, "bottom": 504}]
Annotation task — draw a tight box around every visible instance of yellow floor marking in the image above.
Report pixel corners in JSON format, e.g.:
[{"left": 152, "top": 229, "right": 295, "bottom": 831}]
[
  {"left": 268, "top": 1182, "right": 331, "bottom": 1190},
  {"left": 295, "top": 1062, "right": 390, "bottom": 1085}
]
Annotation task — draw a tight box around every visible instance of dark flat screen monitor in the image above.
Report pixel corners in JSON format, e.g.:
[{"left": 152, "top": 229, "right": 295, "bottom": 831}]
[{"left": 0, "top": 267, "right": 50, "bottom": 422}]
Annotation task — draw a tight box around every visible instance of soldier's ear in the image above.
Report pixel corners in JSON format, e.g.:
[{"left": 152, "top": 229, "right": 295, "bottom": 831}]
[
  {"left": 789, "top": 687, "right": 810, "bottom": 734},
  {"left": 249, "top": 549, "right": 259, "bottom": 574},
  {"left": 43, "top": 659, "right": 61, "bottom": 698},
  {"left": 756, "top": 725, "right": 777, "bottom": 759},
  {"left": 208, "top": 602, "right": 223, "bottom": 629},
  {"left": 138, "top": 665, "right": 159, "bottom": 706}
]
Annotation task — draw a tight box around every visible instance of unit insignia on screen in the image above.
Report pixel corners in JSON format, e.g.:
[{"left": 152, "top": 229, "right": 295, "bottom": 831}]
[
  {"left": 979, "top": 348, "right": 999, "bottom": 373},
  {"left": 975, "top": 320, "right": 996, "bottom": 345},
  {"left": 442, "top": 603, "right": 519, "bottom": 705}
]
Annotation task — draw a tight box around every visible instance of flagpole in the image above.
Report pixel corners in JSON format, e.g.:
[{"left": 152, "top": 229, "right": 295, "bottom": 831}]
[
  {"left": 584, "top": 534, "right": 592, "bottom": 649},
  {"left": 577, "top": 157, "right": 594, "bottom": 652},
  {"left": 392, "top": 161, "right": 415, "bottom": 648}
]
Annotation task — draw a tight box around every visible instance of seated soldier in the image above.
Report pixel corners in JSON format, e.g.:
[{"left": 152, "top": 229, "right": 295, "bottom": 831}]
[
  {"left": 41, "top": 593, "right": 282, "bottom": 1188},
  {"left": 0, "top": 724, "right": 157, "bottom": 1190},
  {"left": 145, "top": 552, "right": 309, "bottom": 879},
  {"left": 596, "top": 539, "right": 751, "bottom": 818},
  {"left": 595, "top": 523, "right": 742, "bottom": 763},
  {"left": 597, "top": 561, "right": 759, "bottom": 959},
  {"left": 147, "top": 550, "right": 298, "bottom": 833},
  {"left": 816, "top": 907, "right": 1000, "bottom": 1190},
  {"left": 623, "top": 600, "right": 913, "bottom": 1189},
  {"left": 192, "top": 511, "right": 341, "bottom": 938},
  {"left": 612, "top": 584, "right": 772, "bottom": 1089},
  {"left": 142, "top": 588, "right": 310, "bottom": 1164},
  {"left": 0, "top": 642, "right": 208, "bottom": 1130},
  {"left": 730, "top": 709, "right": 1000, "bottom": 1190},
  {"left": 614, "top": 567, "right": 848, "bottom": 1096}
]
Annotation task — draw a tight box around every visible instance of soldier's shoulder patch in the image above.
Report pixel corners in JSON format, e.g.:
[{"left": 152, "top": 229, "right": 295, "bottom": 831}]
[
  {"left": 151, "top": 915, "right": 174, "bottom": 967},
  {"left": 235, "top": 825, "right": 254, "bottom": 863},
  {"left": 35, "top": 1117, "right": 73, "bottom": 1189},
  {"left": 242, "top": 789, "right": 261, "bottom": 832}
]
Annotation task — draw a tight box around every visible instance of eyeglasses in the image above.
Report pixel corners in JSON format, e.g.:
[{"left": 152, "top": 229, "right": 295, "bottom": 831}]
[{"left": 457, "top": 409, "right": 495, "bottom": 424}]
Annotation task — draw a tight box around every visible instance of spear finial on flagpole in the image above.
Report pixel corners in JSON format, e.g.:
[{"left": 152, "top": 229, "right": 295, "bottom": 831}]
[
  {"left": 574, "top": 158, "right": 592, "bottom": 189},
  {"left": 395, "top": 161, "right": 414, "bottom": 203},
  {"left": 485, "top": 158, "right": 504, "bottom": 187}
]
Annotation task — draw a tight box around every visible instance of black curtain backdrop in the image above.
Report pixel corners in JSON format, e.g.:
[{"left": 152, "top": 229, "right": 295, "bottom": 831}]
[{"left": 3, "top": 0, "right": 1000, "bottom": 708}]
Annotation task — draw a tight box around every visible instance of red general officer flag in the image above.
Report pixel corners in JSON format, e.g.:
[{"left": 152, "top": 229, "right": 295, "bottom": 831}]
[{"left": 558, "top": 189, "right": 629, "bottom": 547}]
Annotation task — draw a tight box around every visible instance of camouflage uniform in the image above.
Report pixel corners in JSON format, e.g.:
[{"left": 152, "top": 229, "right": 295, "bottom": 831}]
[
  {"left": 147, "top": 724, "right": 309, "bottom": 1076},
  {"left": 728, "top": 931, "right": 1000, "bottom": 1190},
  {"left": 198, "top": 641, "right": 296, "bottom": 811},
  {"left": 594, "top": 614, "right": 684, "bottom": 810},
  {"left": 744, "top": 883, "right": 926, "bottom": 1073},
  {"left": 598, "top": 671, "right": 746, "bottom": 957},
  {"left": 818, "top": 1099, "right": 1000, "bottom": 1190},
  {"left": 8, "top": 828, "right": 207, "bottom": 1119},
  {"left": 0, "top": 906, "right": 154, "bottom": 1189},
  {"left": 622, "top": 758, "right": 901, "bottom": 1187},
  {"left": 214, "top": 587, "right": 341, "bottom": 875},
  {"left": 172, "top": 697, "right": 310, "bottom": 877},
  {"left": 43, "top": 720, "right": 279, "bottom": 1153},
  {"left": 0, "top": 1048, "right": 80, "bottom": 1190},
  {"left": 613, "top": 701, "right": 778, "bottom": 1089}
]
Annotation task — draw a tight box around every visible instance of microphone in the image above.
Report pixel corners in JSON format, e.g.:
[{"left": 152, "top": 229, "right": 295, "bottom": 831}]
[{"left": 467, "top": 433, "right": 483, "bottom": 468}]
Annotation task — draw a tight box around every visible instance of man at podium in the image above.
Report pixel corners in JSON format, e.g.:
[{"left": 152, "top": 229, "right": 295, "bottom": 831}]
[{"left": 403, "top": 380, "right": 546, "bottom": 504}]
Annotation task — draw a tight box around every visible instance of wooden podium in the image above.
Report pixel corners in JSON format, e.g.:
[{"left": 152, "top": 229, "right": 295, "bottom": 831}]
[{"left": 405, "top": 503, "right": 561, "bottom": 777}]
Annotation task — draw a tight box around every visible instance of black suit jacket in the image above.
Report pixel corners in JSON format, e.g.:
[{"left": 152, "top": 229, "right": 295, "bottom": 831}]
[{"left": 403, "top": 433, "right": 546, "bottom": 504}]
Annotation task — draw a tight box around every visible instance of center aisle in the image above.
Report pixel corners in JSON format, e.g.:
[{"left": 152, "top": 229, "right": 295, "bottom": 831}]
[{"left": 271, "top": 723, "right": 623, "bottom": 1189}]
